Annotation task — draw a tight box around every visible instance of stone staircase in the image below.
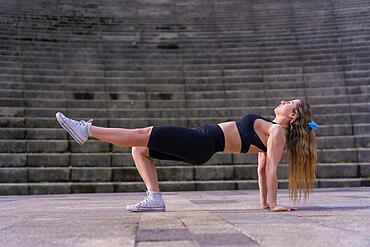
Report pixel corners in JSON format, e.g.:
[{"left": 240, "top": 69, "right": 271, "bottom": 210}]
[{"left": 0, "top": 0, "right": 369, "bottom": 194}]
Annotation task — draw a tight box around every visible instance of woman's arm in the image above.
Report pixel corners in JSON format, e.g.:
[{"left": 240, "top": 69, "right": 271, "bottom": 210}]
[
  {"left": 257, "top": 152, "right": 269, "bottom": 208},
  {"left": 266, "top": 127, "right": 296, "bottom": 212}
]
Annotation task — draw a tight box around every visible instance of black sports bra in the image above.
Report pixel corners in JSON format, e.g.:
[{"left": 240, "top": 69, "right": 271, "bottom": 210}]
[{"left": 235, "top": 114, "right": 277, "bottom": 153}]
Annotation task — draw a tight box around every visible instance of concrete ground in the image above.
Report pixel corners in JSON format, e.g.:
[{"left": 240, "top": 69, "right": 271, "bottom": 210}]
[{"left": 0, "top": 187, "right": 369, "bottom": 247}]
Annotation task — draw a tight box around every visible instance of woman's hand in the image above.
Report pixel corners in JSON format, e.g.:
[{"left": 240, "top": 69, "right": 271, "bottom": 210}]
[{"left": 271, "top": 205, "right": 297, "bottom": 212}]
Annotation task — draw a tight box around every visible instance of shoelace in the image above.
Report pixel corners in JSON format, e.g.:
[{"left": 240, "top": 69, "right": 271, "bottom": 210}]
[
  {"left": 67, "top": 117, "right": 93, "bottom": 126},
  {"left": 136, "top": 195, "right": 151, "bottom": 207}
]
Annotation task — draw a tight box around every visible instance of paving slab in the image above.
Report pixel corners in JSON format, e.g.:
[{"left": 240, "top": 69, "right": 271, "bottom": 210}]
[{"left": 0, "top": 187, "right": 369, "bottom": 247}]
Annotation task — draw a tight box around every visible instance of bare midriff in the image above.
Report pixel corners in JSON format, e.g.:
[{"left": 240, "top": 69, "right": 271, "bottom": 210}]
[{"left": 217, "top": 121, "right": 242, "bottom": 153}]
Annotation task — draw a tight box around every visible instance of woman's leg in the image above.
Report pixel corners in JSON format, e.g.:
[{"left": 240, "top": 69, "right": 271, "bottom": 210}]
[
  {"left": 131, "top": 146, "right": 160, "bottom": 192},
  {"left": 56, "top": 112, "right": 165, "bottom": 211},
  {"left": 91, "top": 124, "right": 166, "bottom": 212},
  {"left": 90, "top": 126, "right": 153, "bottom": 148},
  {"left": 92, "top": 126, "right": 161, "bottom": 191},
  {"left": 56, "top": 112, "right": 152, "bottom": 147},
  {"left": 127, "top": 146, "right": 166, "bottom": 212}
]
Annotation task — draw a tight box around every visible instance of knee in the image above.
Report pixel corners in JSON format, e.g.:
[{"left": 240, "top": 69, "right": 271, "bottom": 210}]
[
  {"left": 134, "top": 126, "right": 153, "bottom": 144},
  {"left": 135, "top": 126, "right": 152, "bottom": 136},
  {"left": 258, "top": 166, "right": 266, "bottom": 175},
  {"left": 132, "top": 146, "right": 150, "bottom": 159}
]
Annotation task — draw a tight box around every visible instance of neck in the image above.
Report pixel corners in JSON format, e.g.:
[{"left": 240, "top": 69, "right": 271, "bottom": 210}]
[{"left": 272, "top": 116, "right": 290, "bottom": 129}]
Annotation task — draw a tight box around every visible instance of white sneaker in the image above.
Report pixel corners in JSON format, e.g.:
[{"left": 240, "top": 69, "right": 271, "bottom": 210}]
[
  {"left": 56, "top": 112, "right": 93, "bottom": 145},
  {"left": 126, "top": 191, "right": 166, "bottom": 212}
]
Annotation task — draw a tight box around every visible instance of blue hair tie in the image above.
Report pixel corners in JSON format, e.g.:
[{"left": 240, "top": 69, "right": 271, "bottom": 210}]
[{"left": 308, "top": 120, "right": 319, "bottom": 129}]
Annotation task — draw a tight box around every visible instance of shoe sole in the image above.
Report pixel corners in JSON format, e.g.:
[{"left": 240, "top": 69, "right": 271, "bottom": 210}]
[
  {"left": 130, "top": 207, "right": 166, "bottom": 212},
  {"left": 56, "top": 112, "right": 85, "bottom": 145}
]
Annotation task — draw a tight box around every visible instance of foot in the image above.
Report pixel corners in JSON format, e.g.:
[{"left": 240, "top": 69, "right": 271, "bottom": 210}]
[
  {"left": 126, "top": 191, "right": 166, "bottom": 212},
  {"left": 260, "top": 202, "right": 270, "bottom": 209},
  {"left": 56, "top": 112, "right": 93, "bottom": 145}
]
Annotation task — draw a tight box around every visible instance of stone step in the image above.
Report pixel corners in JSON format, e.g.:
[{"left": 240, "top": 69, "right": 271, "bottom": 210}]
[
  {"left": 2, "top": 2, "right": 365, "bottom": 13},
  {"left": 1, "top": 123, "right": 369, "bottom": 140},
  {"left": 0, "top": 163, "right": 368, "bottom": 184},
  {"left": 0, "top": 84, "right": 369, "bottom": 103},
  {"left": 0, "top": 64, "right": 364, "bottom": 81},
  {"left": 1, "top": 93, "right": 369, "bottom": 109},
  {"left": 1, "top": 74, "right": 368, "bottom": 89},
  {"left": 0, "top": 147, "right": 369, "bottom": 167},
  {"left": 0, "top": 177, "right": 369, "bottom": 195},
  {"left": 0, "top": 152, "right": 231, "bottom": 167},
  {"left": 2, "top": 39, "right": 369, "bottom": 57},
  {"left": 18, "top": 49, "right": 368, "bottom": 61},
  {"left": 1, "top": 35, "right": 368, "bottom": 47},
  {"left": 1, "top": 102, "right": 369, "bottom": 118},
  {"left": 318, "top": 124, "right": 370, "bottom": 136},
  {"left": 8, "top": 28, "right": 370, "bottom": 44},
  {"left": 2, "top": 50, "right": 369, "bottom": 68},
  {"left": 0, "top": 82, "right": 358, "bottom": 95},
  {"left": 2, "top": 42, "right": 369, "bottom": 58},
  {"left": 0, "top": 134, "right": 369, "bottom": 153},
  {"left": 119, "top": 51, "right": 366, "bottom": 61},
  {"left": 3, "top": 31, "right": 367, "bottom": 46},
  {"left": 0, "top": 131, "right": 370, "bottom": 153},
  {"left": 11, "top": 27, "right": 370, "bottom": 38},
  {"left": 2, "top": 64, "right": 370, "bottom": 80},
  {"left": 0, "top": 128, "right": 65, "bottom": 140},
  {"left": 17, "top": 35, "right": 369, "bottom": 46},
  {"left": 1, "top": 49, "right": 370, "bottom": 70},
  {"left": 2, "top": 11, "right": 366, "bottom": 26},
  {"left": 0, "top": 66, "right": 256, "bottom": 77},
  {"left": 1, "top": 90, "right": 369, "bottom": 109},
  {"left": 4, "top": 13, "right": 367, "bottom": 27},
  {"left": 6, "top": 27, "right": 369, "bottom": 43},
  {"left": 0, "top": 33, "right": 358, "bottom": 47},
  {"left": 1, "top": 82, "right": 369, "bottom": 98},
  {"left": 1, "top": 112, "right": 370, "bottom": 128},
  {"left": 0, "top": 59, "right": 369, "bottom": 77},
  {"left": 1, "top": 64, "right": 370, "bottom": 83},
  {"left": 0, "top": 140, "right": 113, "bottom": 153},
  {"left": 0, "top": 24, "right": 365, "bottom": 36}
]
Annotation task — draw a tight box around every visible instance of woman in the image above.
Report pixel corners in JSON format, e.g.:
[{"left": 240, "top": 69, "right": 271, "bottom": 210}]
[{"left": 56, "top": 99, "right": 318, "bottom": 212}]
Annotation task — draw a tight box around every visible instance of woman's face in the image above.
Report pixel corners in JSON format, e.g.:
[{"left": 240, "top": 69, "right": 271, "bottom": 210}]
[{"left": 274, "top": 99, "right": 301, "bottom": 120}]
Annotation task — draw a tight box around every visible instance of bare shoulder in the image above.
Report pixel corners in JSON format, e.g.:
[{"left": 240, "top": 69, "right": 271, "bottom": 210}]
[{"left": 268, "top": 124, "right": 286, "bottom": 143}]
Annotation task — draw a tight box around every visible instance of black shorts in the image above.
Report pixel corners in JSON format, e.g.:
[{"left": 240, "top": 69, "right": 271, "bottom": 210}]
[{"left": 147, "top": 124, "right": 225, "bottom": 165}]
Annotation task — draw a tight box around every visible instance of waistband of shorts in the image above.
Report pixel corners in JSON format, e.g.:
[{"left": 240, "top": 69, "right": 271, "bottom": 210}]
[{"left": 213, "top": 124, "right": 225, "bottom": 152}]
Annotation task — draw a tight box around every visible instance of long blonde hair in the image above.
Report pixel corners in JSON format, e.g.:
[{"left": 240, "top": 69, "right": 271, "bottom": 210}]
[{"left": 286, "top": 100, "right": 317, "bottom": 202}]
